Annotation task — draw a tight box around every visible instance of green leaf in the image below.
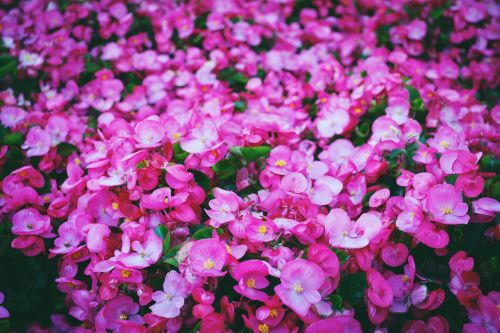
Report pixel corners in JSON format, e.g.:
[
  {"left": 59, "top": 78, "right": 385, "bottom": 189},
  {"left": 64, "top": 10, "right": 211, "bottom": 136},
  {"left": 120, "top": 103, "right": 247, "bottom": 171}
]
[
  {"left": 189, "top": 169, "right": 211, "bottom": 192},
  {"left": 1, "top": 132, "right": 24, "bottom": 146},
  {"left": 329, "top": 294, "right": 343, "bottom": 310},
  {"left": 165, "top": 257, "right": 178, "bottom": 268},
  {"left": 154, "top": 225, "right": 169, "bottom": 240},
  {"left": 230, "top": 145, "right": 272, "bottom": 162},
  {"left": 331, "top": 248, "right": 350, "bottom": 264},
  {"left": 337, "top": 272, "right": 367, "bottom": 306},
  {"left": 173, "top": 142, "right": 189, "bottom": 163},
  {"left": 164, "top": 244, "right": 182, "bottom": 258},
  {"left": 191, "top": 227, "right": 223, "bottom": 240},
  {"left": 234, "top": 100, "right": 247, "bottom": 113},
  {"left": 212, "top": 157, "right": 242, "bottom": 179},
  {"left": 57, "top": 142, "right": 78, "bottom": 158}
]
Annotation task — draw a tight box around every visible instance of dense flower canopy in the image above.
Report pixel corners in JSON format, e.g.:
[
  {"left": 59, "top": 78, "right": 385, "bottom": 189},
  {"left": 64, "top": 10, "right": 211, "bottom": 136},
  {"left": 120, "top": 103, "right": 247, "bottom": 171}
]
[{"left": 0, "top": 0, "right": 499, "bottom": 332}]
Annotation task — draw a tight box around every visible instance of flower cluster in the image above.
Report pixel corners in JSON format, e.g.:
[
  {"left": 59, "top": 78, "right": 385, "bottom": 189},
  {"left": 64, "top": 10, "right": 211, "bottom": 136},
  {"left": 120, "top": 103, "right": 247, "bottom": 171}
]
[{"left": 0, "top": 0, "right": 499, "bottom": 332}]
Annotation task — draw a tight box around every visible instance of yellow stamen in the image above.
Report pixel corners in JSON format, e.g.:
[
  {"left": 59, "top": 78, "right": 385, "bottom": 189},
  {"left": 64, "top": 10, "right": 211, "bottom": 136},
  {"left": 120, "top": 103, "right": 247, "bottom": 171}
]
[
  {"left": 354, "top": 107, "right": 362, "bottom": 114},
  {"left": 402, "top": 275, "right": 409, "bottom": 283},
  {"left": 274, "top": 159, "right": 286, "bottom": 167},
  {"left": 247, "top": 278, "right": 256, "bottom": 288},
  {"left": 120, "top": 270, "right": 131, "bottom": 278},
  {"left": 204, "top": 259, "right": 215, "bottom": 269},
  {"left": 269, "top": 309, "right": 278, "bottom": 318},
  {"left": 258, "top": 225, "right": 267, "bottom": 235},
  {"left": 112, "top": 202, "right": 119, "bottom": 210},
  {"left": 441, "top": 207, "right": 453, "bottom": 215},
  {"left": 119, "top": 313, "right": 128, "bottom": 320},
  {"left": 440, "top": 141, "right": 449, "bottom": 149},
  {"left": 258, "top": 324, "right": 269, "bottom": 333},
  {"left": 173, "top": 132, "right": 181, "bottom": 139},
  {"left": 164, "top": 197, "right": 169, "bottom": 204},
  {"left": 294, "top": 283, "right": 304, "bottom": 293}
]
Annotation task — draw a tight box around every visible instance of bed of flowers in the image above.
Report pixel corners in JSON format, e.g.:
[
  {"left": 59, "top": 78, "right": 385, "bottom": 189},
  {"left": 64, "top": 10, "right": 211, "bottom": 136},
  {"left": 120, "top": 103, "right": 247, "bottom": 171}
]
[{"left": 0, "top": 0, "right": 499, "bottom": 332}]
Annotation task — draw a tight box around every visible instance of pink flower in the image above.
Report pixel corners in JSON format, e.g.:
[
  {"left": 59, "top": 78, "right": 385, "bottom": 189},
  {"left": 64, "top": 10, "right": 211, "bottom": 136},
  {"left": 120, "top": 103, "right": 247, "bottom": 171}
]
[
  {"left": 206, "top": 188, "right": 243, "bottom": 227},
  {"left": 367, "top": 270, "right": 394, "bottom": 308},
  {"left": 21, "top": 126, "right": 52, "bottom": 157},
  {"left": 180, "top": 120, "right": 219, "bottom": 153},
  {"left": 232, "top": 260, "right": 270, "bottom": 302},
  {"left": 150, "top": 271, "right": 188, "bottom": 318},
  {"left": 464, "top": 294, "right": 500, "bottom": 333},
  {"left": 369, "top": 188, "right": 390, "bottom": 208},
  {"left": 473, "top": 198, "right": 500, "bottom": 217},
  {"left": 11, "top": 208, "right": 52, "bottom": 236},
  {"left": 323, "top": 209, "right": 382, "bottom": 249},
  {"left": 117, "top": 230, "right": 162, "bottom": 268},
  {"left": 280, "top": 172, "right": 308, "bottom": 194},
  {"left": 189, "top": 238, "right": 227, "bottom": 277},
  {"left": 425, "top": 184, "right": 470, "bottom": 225},
  {"left": 100, "top": 295, "right": 143, "bottom": 330},
  {"left": 381, "top": 242, "right": 409, "bottom": 267},
  {"left": 406, "top": 19, "right": 427, "bottom": 40},
  {"left": 134, "top": 116, "right": 164, "bottom": 148},
  {"left": 0, "top": 106, "right": 26, "bottom": 128},
  {"left": 316, "top": 109, "right": 350, "bottom": 138},
  {"left": 275, "top": 259, "right": 325, "bottom": 316},
  {"left": 86, "top": 223, "right": 111, "bottom": 253},
  {"left": 0, "top": 293, "right": 9, "bottom": 319}
]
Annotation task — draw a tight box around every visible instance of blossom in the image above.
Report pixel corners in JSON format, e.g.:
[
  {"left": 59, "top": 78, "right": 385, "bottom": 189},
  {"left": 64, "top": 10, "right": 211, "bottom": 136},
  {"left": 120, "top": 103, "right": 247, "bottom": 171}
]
[
  {"left": 322, "top": 208, "right": 382, "bottom": 249},
  {"left": 275, "top": 259, "right": 324, "bottom": 316},
  {"left": 426, "top": 184, "right": 470, "bottom": 224},
  {"left": 0, "top": 293, "right": 9, "bottom": 319},
  {"left": 150, "top": 271, "right": 188, "bottom": 318},
  {"left": 232, "top": 260, "right": 270, "bottom": 301},
  {"left": 117, "top": 230, "right": 162, "bottom": 268},
  {"left": 189, "top": 238, "right": 227, "bottom": 277},
  {"left": 21, "top": 126, "right": 52, "bottom": 157}
]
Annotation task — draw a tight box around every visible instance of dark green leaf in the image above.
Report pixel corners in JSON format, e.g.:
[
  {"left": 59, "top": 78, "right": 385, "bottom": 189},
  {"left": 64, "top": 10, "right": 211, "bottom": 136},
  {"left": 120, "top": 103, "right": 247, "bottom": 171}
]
[
  {"left": 189, "top": 169, "right": 211, "bottom": 192},
  {"left": 56, "top": 142, "right": 78, "bottom": 158},
  {"left": 1, "top": 132, "right": 23, "bottom": 146}
]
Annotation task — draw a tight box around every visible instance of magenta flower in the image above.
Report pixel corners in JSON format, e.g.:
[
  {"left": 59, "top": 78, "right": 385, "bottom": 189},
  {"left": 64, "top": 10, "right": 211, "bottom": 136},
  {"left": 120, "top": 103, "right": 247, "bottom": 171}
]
[
  {"left": 189, "top": 238, "right": 227, "bottom": 277},
  {"left": 0, "top": 293, "right": 9, "bottom": 319},
  {"left": 117, "top": 230, "right": 162, "bottom": 268},
  {"left": 275, "top": 259, "right": 324, "bottom": 316},
  {"left": 11, "top": 208, "right": 52, "bottom": 236},
  {"left": 134, "top": 116, "right": 164, "bottom": 148},
  {"left": 150, "top": 271, "right": 188, "bottom": 318},
  {"left": 100, "top": 295, "right": 143, "bottom": 330},
  {"left": 0, "top": 106, "right": 26, "bottom": 128},
  {"left": 180, "top": 120, "right": 219, "bottom": 153},
  {"left": 323, "top": 209, "right": 382, "bottom": 249},
  {"left": 206, "top": 188, "right": 243, "bottom": 227},
  {"left": 232, "top": 260, "right": 270, "bottom": 302},
  {"left": 425, "top": 184, "right": 470, "bottom": 225},
  {"left": 21, "top": 126, "right": 52, "bottom": 157}
]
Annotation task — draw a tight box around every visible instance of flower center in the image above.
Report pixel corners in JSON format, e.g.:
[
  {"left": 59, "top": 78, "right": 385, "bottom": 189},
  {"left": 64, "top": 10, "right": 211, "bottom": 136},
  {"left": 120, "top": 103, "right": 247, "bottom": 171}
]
[
  {"left": 402, "top": 275, "right": 409, "bottom": 283},
  {"left": 119, "top": 313, "right": 128, "bottom": 320},
  {"left": 120, "top": 270, "right": 131, "bottom": 278},
  {"left": 440, "top": 141, "right": 449, "bottom": 149},
  {"left": 112, "top": 202, "right": 119, "bottom": 210},
  {"left": 27, "top": 223, "right": 33, "bottom": 230},
  {"left": 293, "top": 283, "right": 304, "bottom": 293},
  {"left": 258, "top": 324, "right": 269, "bottom": 333},
  {"left": 173, "top": 132, "right": 181, "bottom": 139},
  {"left": 258, "top": 224, "right": 267, "bottom": 235},
  {"left": 274, "top": 159, "right": 286, "bottom": 167},
  {"left": 246, "top": 278, "right": 256, "bottom": 288},
  {"left": 441, "top": 207, "right": 453, "bottom": 215},
  {"left": 203, "top": 258, "right": 215, "bottom": 269},
  {"left": 269, "top": 309, "right": 278, "bottom": 318}
]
